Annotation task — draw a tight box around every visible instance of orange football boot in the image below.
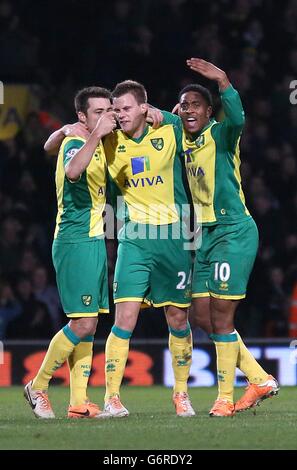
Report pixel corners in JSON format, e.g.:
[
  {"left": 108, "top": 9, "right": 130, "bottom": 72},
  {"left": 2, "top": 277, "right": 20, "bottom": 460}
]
[
  {"left": 235, "top": 375, "right": 279, "bottom": 412},
  {"left": 173, "top": 392, "right": 196, "bottom": 417},
  {"left": 68, "top": 401, "right": 101, "bottom": 418},
  {"left": 209, "top": 399, "right": 235, "bottom": 417}
]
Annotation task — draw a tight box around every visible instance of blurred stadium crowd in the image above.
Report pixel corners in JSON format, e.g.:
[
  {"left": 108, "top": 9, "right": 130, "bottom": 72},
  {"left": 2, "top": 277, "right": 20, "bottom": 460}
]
[{"left": 0, "top": 0, "right": 297, "bottom": 340}]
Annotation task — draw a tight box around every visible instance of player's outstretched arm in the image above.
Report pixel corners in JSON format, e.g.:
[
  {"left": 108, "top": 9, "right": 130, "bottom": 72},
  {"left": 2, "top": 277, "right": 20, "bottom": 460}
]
[
  {"left": 186, "top": 58, "right": 230, "bottom": 91},
  {"left": 65, "top": 112, "right": 116, "bottom": 181},
  {"left": 44, "top": 122, "right": 90, "bottom": 153}
]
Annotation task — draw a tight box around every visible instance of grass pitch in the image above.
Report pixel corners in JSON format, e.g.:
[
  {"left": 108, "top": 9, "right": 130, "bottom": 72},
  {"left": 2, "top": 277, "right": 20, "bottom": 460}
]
[{"left": 0, "top": 386, "right": 296, "bottom": 450}]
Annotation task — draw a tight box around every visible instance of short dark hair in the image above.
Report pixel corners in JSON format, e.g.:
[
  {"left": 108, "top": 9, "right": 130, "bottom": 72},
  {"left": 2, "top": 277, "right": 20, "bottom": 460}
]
[
  {"left": 74, "top": 86, "right": 111, "bottom": 114},
  {"left": 112, "top": 80, "right": 147, "bottom": 104},
  {"left": 178, "top": 84, "right": 213, "bottom": 107}
]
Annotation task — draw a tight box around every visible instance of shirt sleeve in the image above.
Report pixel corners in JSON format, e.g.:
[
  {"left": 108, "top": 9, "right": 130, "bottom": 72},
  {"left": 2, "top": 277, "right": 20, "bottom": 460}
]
[
  {"left": 63, "top": 138, "right": 84, "bottom": 167},
  {"left": 211, "top": 85, "right": 245, "bottom": 152},
  {"left": 162, "top": 110, "right": 182, "bottom": 128}
]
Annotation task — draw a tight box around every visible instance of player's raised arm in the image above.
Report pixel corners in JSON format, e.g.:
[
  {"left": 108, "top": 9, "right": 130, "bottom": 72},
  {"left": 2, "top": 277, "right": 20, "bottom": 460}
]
[
  {"left": 44, "top": 122, "right": 90, "bottom": 153},
  {"left": 65, "top": 111, "right": 116, "bottom": 181},
  {"left": 187, "top": 58, "right": 230, "bottom": 90}
]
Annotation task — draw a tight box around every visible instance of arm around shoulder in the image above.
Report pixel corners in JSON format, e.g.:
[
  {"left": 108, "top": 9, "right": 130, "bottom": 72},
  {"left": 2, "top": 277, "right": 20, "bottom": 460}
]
[{"left": 44, "top": 127, "right": 66, "bottom": 153}]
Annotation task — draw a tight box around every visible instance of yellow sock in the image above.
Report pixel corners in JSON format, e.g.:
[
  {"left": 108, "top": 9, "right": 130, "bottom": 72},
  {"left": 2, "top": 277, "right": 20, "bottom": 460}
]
[
  {"left": 104, "top": 326, "right": 131, "bottom": 402},
  {"left": 211, "top": 332, "right": 240, "bottom": 403},
  {"left": 68, "top": 336, "right": 94, "bottom": 406},
  {"left": 236, "top": 331, "right": 268, "bottom": 384},
  {"left": 32, "top": 325, "right": 80, "bottom": 391},
  {"left": 169, "top": 324, "right": 192, "bottom": 394}
]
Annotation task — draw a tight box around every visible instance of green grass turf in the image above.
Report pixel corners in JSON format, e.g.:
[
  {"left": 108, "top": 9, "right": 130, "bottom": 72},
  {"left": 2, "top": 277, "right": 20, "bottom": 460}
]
[{"left": 0, "top": 386, "right": 296, "bottom": 450}]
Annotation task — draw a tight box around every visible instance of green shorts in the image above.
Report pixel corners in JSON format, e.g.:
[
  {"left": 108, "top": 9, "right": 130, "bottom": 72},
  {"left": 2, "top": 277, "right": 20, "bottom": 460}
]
[
  {"left": 113, "top": 223, "right": 192, "bottom": 308},
  {"left": 52, "top": 237, "right": 109, "bottom": 317},
  {"left": 192, "top": 218, "right": 258, "bottom": 300}
]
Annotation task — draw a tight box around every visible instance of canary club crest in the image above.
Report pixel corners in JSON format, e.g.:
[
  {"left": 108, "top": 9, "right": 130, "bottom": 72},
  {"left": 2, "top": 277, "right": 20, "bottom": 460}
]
[
  {"left": 195, "top": 134, "right": 205, "bottom": 148},
  {"left": 82, "top": 295, "right": 92, "bottom": 306},
  {"left": 150, "top": 138, "right": 164, "bottom": 151}
]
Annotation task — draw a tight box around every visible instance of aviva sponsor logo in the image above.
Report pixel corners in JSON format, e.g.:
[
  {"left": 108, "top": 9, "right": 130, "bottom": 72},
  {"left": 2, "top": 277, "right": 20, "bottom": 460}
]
[
  {"left": 127, "top": 155, "right": 164, "bottom": 187},
  {"left": 186, "top": 166, "right": 205, "bottom": 177},
  {"left": 124, "top": 175, "right": 164, "bottom": 188},
  {"left": 131, "top": 156, "right": 150, "bottom": 175}
]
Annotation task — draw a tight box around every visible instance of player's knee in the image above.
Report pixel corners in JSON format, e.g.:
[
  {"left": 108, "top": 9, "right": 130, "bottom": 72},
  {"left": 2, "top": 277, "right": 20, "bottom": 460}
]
[
  {"left": 115, "top": 303, "right": 139, "bottom": 331},
  {"left": 114, "top": 316, "right": 135, "bottom": 332},
  {"left": 69, "top": 318, "right": 98, "bottom": 338},
  {"left": 114, "top": 312, "right": 136, "bottom": 332},
  {"left": 196, "top": 318, "right": 213, "bottom": 334},
  {"left": 169, "top": 318, "right": 188, "bottom": 331},
  {"left": 190, "top": 298, "right": 211, "bottom": 332},
  {"left": 166, "top": 307, "right": 188, "bottom": 331},
  {"left": 210, "top": 299, "right": 234, "bottom": 333},
  {"left": 211, "top": 316, "right": 233, "bottom": 333}
]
